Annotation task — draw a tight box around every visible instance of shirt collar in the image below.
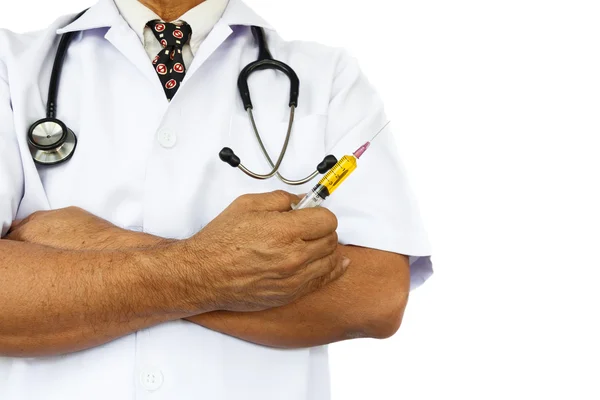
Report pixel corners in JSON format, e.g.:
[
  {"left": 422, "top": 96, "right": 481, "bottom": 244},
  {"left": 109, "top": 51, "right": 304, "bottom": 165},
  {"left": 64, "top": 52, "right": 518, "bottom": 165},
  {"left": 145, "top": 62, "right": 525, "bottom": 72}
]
[
  {"left": 57, "top": 0, "right": 273, "bottom": 35},
  {"left": 113, "top": 0, "right": 230, "bottom": 50}
]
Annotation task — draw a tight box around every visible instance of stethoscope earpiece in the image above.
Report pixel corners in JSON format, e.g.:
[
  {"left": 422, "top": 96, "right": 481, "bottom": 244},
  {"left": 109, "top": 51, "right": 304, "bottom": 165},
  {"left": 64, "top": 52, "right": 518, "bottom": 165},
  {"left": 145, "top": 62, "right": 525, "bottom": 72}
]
[
  {"left": 28, "top": 117, "right": 77, "bottom": 165},
  {"left": 220, "top": 27, "right": 337, "bottom": 186},
  {"left": 221, "top": 147, "right": 338, "bottom": 179},
  {"left": 317, "top": 155, "right": 339, "bottom": 174},
  {"left": 219, "top": 147, "right": 241, "bottom": 168},
  {"left": 42, "top": 14, "right": 331, "bottom": 182}
]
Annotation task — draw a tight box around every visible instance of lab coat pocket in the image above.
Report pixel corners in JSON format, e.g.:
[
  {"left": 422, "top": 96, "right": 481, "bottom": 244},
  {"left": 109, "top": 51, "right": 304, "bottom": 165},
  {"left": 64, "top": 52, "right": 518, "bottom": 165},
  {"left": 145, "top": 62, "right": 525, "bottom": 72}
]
[{"left": 226, "top": 113, "right": 328, "bottom": 192}]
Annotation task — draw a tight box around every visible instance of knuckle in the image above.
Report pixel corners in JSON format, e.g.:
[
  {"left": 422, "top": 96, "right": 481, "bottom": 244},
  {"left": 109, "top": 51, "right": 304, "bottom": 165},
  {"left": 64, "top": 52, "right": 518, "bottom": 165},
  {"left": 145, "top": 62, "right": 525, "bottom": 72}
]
[
  {"left": 329, "top": 232, "right": 339, "bottom": 249},
  {"left": 276, "top": 247, "right": 309, "bottom": 277},
  {"left": 270, "top": 190, "right": 292, "bottom": 206},
  {"left": 328, "top": 253, "right": 340, "bottom": 271},
  {"left": 277, "top": 221, "right": 297, "bottom": 239},
  {"left": 278, "top": 261, "right": 297, "bottom": 277},
  {"left": 313, "top": 209, "right": 338, "bottom": 230},
  {"left": 235, "top": 194, "right": 255, "bottom": 208},
  {"left": 286, "top": 251, "right": 307, "bottom": 271},
  {"left": 24, "top": 210, "right": 45, "bottom": 223},
  {"left": 270, "top": 260, "right": 292, "bottom": 278},
  {"left": 271, "top": 190, "right": 290, "bottom": 200},
  {"left": 237, "top": 193, "right": 253, "bottom": 203},
  {"left": 326, "top": 211, "right": 339, "bottom": 230},
  {"left": 293, "top": 249, "right": 310, "bottom": 266},
  {"left": 27, "top": 211, "right": 42, "bottom": 220}
]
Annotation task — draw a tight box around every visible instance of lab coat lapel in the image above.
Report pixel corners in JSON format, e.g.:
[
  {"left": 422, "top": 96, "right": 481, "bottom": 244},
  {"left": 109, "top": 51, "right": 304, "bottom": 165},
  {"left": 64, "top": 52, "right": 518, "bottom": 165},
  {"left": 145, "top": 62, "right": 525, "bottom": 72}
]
[
  {"left": 104, "top": 19, "right": 164, "bottom": 94},
  {"left": 183, "top": 20, "right": 233, "bottom": 81},
  {"left": 57, "top": 0, "right": 155, "bottom": 85}
]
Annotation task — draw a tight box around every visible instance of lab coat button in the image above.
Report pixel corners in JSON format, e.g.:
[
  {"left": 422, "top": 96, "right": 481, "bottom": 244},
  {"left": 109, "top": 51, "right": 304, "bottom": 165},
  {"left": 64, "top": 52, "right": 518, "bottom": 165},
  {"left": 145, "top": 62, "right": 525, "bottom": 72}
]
[
  {"left": 158, "top": 131, "right": 177, "bottom": 148},
  {"left": 140, "top": 368, "right": 164, "bottom": 391}
]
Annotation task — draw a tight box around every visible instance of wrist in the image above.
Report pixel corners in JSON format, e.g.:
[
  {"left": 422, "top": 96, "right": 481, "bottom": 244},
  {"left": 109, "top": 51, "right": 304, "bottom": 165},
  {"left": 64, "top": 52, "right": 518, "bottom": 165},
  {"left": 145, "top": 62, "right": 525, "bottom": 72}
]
[
  {"left": 109, "top": 226, "right": 174, "bottom": 249},
  {"left": 131, "top": 239, "right": 218, "bottom": 315}
]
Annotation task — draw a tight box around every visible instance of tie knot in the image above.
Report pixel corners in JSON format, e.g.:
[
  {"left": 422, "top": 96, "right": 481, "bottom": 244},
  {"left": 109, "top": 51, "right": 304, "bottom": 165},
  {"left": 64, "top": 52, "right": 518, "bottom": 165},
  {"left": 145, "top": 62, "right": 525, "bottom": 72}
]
[{"left": 147, "top": 20, "right": 192, "bottom": 49}]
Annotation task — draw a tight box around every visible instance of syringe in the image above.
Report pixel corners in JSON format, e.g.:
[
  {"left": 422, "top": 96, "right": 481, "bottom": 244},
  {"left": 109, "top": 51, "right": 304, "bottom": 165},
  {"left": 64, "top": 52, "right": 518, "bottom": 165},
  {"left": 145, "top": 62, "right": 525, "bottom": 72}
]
[{"left": 292, "top": 121, "right": 390, "bottom": 210}]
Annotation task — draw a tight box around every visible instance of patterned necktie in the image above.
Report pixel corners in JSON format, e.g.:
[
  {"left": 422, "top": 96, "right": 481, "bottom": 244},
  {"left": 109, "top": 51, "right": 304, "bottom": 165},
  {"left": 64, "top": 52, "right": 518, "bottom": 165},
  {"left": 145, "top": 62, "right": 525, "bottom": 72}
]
[{"left": 146, "top": 20, "right": 193, "bottom": 100}]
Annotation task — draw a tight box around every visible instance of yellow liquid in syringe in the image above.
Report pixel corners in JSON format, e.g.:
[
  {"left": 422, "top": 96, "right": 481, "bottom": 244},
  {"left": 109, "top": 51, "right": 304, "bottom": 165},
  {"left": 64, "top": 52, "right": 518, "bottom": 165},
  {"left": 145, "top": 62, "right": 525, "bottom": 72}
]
[
  {"left": 318, "top": 155, "right": 358, "bottom": 195},
  {"left": 293, "top": 145, "right": 367, "bottom": 210},
  {"left": 293, "top": 120, "right": 390, "bottom": 210}
]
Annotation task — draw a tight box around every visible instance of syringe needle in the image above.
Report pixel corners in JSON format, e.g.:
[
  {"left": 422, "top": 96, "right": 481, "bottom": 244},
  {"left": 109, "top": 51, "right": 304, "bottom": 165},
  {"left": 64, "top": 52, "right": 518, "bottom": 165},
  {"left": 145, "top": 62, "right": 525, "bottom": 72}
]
[
  {"left": 296, "top": 121, "right": 392, "bottom": 209},
  {"left": 353, "top": 121, "right": 392, "bottom": 159},
  {"left": 370, "top": 121, "right": 391, "bottom": 142}
]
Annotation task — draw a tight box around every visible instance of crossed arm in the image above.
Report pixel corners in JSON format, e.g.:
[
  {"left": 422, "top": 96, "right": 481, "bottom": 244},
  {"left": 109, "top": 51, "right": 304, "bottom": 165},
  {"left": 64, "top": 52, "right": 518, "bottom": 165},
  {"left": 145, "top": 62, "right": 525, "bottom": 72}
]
[{"left": 5, "top": 207, "right": 410, "bottom": 350}]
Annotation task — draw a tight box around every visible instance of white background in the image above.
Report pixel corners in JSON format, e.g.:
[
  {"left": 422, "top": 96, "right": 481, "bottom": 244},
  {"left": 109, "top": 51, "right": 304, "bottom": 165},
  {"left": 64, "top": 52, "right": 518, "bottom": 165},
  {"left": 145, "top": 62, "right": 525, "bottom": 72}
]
[{"left": 3, "top": 0, "right": 600, "bottom": 399}]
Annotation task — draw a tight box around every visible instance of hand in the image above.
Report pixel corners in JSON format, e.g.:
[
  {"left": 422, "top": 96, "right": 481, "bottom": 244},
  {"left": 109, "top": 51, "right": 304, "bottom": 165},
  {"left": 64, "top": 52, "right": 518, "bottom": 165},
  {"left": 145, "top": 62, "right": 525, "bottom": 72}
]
[
  {"left": 6, "top": 207, "right": 113, "bottom": 248},
  {"left": 6, "top": 206, "right": 166, "bottom": 250},
  {"left": 180, "top": 190, "right": 350, "bottom": 312}
]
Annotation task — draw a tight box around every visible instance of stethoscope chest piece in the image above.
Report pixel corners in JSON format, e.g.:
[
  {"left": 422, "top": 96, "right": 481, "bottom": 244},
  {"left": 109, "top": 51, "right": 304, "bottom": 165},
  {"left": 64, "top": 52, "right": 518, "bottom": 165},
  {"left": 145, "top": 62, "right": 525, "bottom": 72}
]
[
  {"left": 28, "top": 117, "right": 77, "bottom": 165},
  {"left": 37, "top": 16, "right": 334, "bottom": 180}
]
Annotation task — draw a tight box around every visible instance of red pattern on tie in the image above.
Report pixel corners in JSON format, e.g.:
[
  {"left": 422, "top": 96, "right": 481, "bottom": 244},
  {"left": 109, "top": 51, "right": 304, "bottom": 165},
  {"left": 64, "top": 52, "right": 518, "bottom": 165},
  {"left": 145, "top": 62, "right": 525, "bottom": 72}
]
[{"left": 146, "top": 20, "right": 192, "bottom": 100}]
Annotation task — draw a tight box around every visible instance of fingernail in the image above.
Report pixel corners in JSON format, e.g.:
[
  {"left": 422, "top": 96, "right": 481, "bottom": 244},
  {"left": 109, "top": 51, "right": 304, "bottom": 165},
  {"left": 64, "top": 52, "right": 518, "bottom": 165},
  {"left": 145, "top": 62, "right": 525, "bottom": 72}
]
[{"left": 342, "top": 257, "right": 351, "bottom": 268}]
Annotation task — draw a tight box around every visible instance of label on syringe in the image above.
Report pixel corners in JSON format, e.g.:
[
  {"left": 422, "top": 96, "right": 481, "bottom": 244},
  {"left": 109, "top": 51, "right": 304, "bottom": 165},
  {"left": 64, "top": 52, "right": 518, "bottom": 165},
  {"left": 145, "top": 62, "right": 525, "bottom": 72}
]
[{"left": 318, "top": 155, "right": 358, "bottom": 195}]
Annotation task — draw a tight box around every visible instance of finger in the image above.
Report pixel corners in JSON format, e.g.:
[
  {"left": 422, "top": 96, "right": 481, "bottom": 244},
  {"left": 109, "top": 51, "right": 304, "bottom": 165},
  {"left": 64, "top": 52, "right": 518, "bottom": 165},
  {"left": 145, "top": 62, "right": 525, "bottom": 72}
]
[
  {"left": 10, "top": 219, "right": 23, "bottom": 228},
  {"left": 296, "top": 254, "right": 351, "bottom": 296},
  {"left": 240, "top": 190, "right": 303, "bottom": 212},
  {"left": 286, "top": 207, "right": 338, "bottom": 240},
  {"left": 300, "top": 232, "right": 339, "bottom": 265},
  {"left": 310, "top": 258, "right": 350, "bottom": 289},
  {"left": 9, "top": 210, "right": 44, "bottom": 230},
  {"left": 6, "top": 219, "right": 23, "bottom": 235},
  {"left": 290, "top": 193, "right": 307, "bottom": 209},
  {"left": 299, "top": 251, "right": 349, "bottom": 283}
]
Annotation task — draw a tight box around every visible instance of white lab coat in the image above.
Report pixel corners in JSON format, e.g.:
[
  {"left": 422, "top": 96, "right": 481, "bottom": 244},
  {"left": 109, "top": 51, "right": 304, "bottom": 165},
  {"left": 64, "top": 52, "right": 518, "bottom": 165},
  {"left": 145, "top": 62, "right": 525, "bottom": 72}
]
[{"left": 0, "top": 0, "right": 432, "bottom": 399}]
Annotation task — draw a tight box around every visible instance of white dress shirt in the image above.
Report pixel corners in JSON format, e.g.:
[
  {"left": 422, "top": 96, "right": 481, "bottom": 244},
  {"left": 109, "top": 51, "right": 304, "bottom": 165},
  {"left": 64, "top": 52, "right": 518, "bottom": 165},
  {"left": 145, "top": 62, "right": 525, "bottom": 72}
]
[
  {"left": 113, "top": 0, "right": 229, "bottom": 67},
  {"left": 0, "top": 0, "right": 433, "bottom": 398}
]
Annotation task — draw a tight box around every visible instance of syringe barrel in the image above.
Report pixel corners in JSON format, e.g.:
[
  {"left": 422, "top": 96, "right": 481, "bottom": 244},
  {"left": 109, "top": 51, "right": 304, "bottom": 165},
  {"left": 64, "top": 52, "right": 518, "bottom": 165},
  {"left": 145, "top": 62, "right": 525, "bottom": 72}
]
[
  {"left": 292, "top": 190, "right": 326, "bottom": 210},
  {"left": 318, "top": 155, "right": 358, "bottom": 195},
  {"left": 292, "top": 155, "right": 359, "bottom": 210}
]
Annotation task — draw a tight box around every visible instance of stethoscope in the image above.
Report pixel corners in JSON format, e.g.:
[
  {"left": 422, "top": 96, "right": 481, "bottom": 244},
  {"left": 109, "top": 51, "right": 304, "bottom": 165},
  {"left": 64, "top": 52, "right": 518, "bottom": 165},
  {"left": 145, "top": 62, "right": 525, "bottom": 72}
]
[{"left": 29, "top": 11, "right": 338, "bottom": 186}]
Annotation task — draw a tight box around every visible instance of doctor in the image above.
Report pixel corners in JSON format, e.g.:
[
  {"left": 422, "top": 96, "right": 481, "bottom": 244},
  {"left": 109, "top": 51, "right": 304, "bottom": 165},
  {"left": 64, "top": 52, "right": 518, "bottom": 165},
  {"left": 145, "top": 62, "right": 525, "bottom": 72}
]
[{"left": 0, "top": 0, "right": 432, "bottom": 399}]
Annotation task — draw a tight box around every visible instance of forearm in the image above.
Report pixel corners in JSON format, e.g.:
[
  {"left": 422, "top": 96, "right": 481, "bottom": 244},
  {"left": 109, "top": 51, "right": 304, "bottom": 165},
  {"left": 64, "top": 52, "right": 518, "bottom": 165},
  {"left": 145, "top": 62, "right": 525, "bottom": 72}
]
[
  {"left": 8, "top": 216, "right": 409, "bottom": 349},
  {"left": 0, "top": 239, "right": 196, "bottom": 357},
  {"left": 187, "top": 246, "right": 410, "bottom": 349},
  {"left": 41, "top": 229, "right": 409, "bottom": 348}
]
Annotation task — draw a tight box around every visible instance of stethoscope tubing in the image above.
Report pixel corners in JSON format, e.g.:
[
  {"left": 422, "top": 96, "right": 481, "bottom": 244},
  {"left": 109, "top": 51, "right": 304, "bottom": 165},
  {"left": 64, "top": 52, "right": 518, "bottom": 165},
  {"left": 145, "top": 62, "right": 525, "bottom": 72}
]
[
  {"left": 29, "top": 12, "right": 338, "bottom": 184},
  {"left": 243, "top": 106, "right": 320, "bottom": 185}
]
